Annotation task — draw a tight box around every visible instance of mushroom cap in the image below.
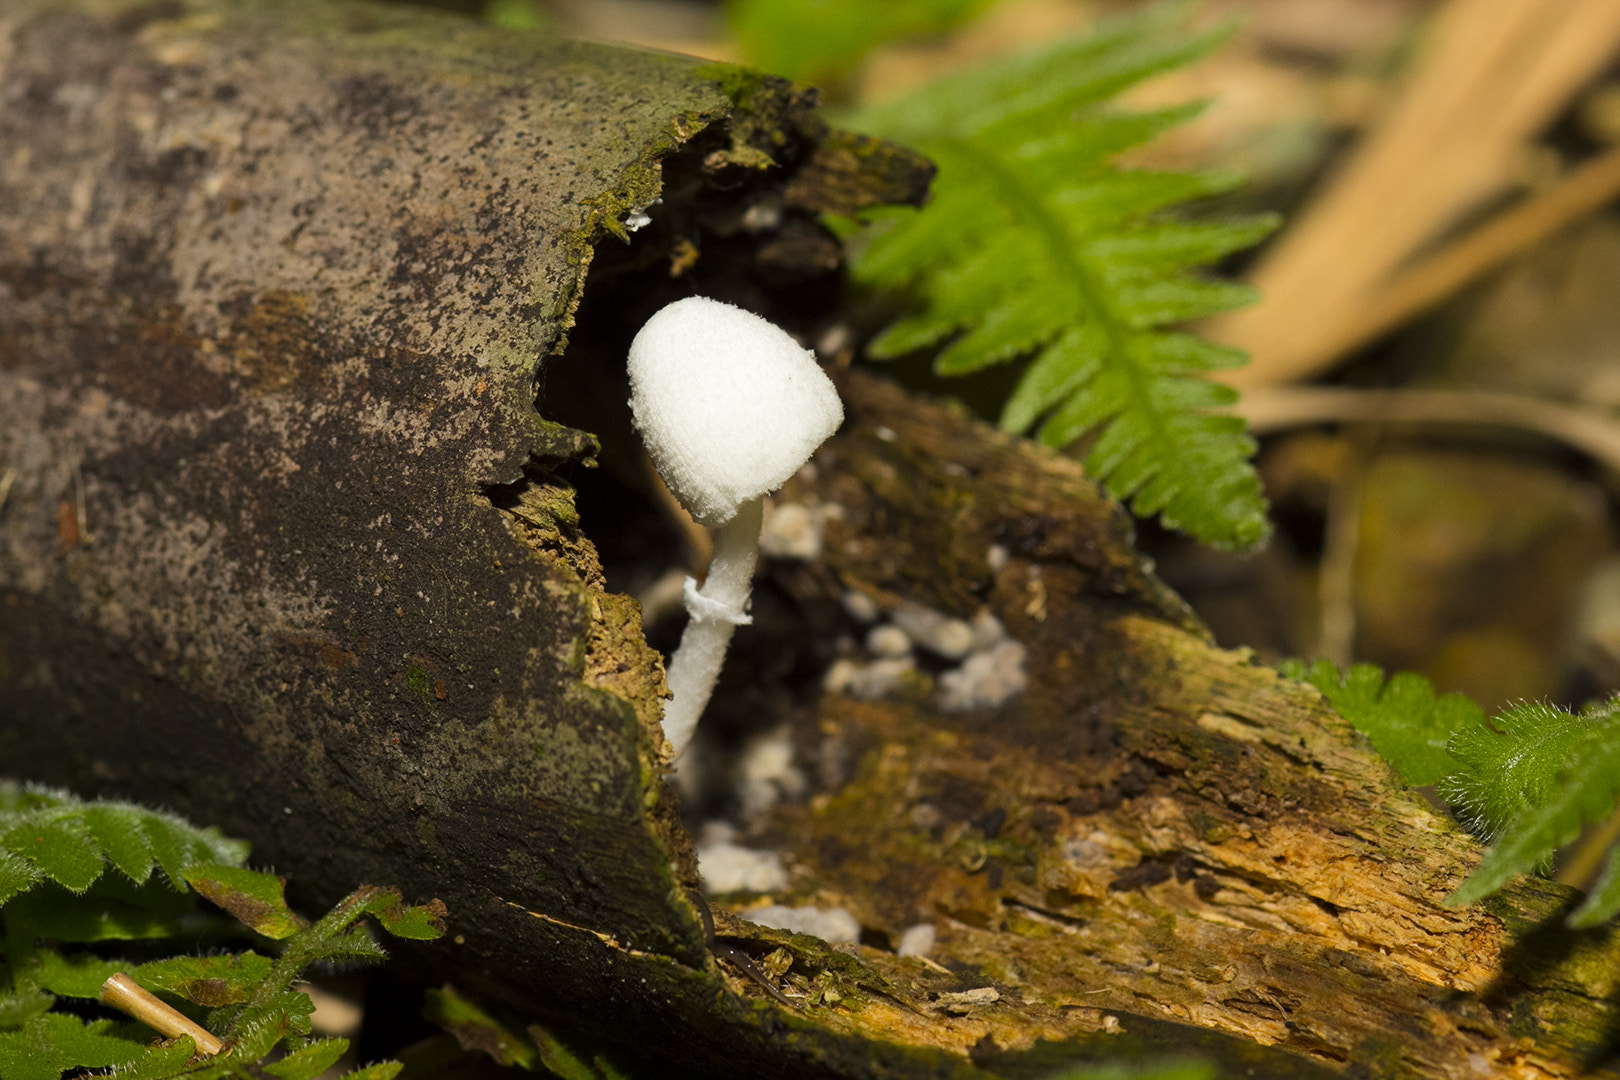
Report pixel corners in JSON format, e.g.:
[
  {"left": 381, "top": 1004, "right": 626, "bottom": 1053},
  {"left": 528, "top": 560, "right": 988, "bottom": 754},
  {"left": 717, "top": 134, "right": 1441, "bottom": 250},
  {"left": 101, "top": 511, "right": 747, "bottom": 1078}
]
[{"left": 628, "top": 297, "right": 843, "bottom": 527}]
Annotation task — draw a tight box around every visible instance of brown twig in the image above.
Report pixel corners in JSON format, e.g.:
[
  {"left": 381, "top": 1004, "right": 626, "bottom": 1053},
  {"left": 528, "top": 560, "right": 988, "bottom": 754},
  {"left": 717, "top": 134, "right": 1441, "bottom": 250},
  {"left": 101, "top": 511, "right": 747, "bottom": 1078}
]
[
  {"left": 1212, "top": 0, "right": 1620, "bottom": 387},
  {"left": 1556, "top": 802, "right": 1620, "bottom": 891},
  {"left": 1315, "top": 451, "right": 1364, "bottom": 667},
  {"left": 99, "top": 973, "right": 224, "bottom": 1056},
  {"left": 1231, "top": 385, "right": 1620, "bottom": 475},
  {"left": 643, "top": 451, "right": 713, "bottom": 572},
  {"left": 1259, "top": 142, "right": 1620, "bottom": 378}
]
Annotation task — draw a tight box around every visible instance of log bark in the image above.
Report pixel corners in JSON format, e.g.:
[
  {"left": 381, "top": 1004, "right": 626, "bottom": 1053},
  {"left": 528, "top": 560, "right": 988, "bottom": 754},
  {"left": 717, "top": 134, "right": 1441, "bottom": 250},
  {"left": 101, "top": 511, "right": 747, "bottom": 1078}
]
[{"left": 1, "top": 2, "right": 1616, "bottom": 1079}]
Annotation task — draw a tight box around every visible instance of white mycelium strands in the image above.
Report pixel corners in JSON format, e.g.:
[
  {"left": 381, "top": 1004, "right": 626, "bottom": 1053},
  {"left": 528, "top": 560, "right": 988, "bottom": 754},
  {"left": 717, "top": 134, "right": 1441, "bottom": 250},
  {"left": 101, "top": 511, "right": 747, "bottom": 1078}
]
[{"left": 628, "top": 297, "right": 843, "bottom": 757}]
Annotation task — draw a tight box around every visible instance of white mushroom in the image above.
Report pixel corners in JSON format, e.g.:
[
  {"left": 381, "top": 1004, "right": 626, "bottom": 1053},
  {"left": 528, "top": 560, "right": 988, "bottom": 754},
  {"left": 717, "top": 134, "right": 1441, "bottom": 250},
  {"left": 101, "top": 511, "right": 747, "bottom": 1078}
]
[{"left": 627, "top": 297, "right": 843, "bottom": 758}]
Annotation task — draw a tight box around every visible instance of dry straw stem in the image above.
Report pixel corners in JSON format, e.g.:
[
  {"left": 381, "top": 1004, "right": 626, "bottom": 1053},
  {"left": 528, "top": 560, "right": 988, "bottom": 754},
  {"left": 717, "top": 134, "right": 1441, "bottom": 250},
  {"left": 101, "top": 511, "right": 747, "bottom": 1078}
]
[
  {"left": 99, "top": 972, "right": 225, "bottom": 1056},
  {"left": 1231, "top": 384, "right": 1620, "bottom": 476},
  {"left": 1346, "top": 141, "right": 1620, "bottom": 358},
  {"left": 1210, "top": 0, "right": 1620, "bottom": 388},
  {"left": 1556, "top": 802, "right": 1620, "bottom": 890}
]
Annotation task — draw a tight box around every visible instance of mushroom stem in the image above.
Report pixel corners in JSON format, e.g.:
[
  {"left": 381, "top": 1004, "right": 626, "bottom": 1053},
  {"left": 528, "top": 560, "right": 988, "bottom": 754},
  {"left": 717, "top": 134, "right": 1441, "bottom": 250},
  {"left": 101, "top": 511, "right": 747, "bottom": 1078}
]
[{"left": 662, "top": 497, "right": 764, "bottom": 757}]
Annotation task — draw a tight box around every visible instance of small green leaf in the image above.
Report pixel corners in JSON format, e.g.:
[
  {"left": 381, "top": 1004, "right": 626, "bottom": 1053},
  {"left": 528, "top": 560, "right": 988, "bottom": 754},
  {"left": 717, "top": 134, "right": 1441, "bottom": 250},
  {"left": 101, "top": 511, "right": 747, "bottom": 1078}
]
[
  {"left": 2, "top": 879, "right": 192, "bottom": 942},
  {"left": 1446, "top": 697, "right": 1620, "bottom": 913},
  {"left": 337, "top": 1063, "right": 404, "bottom": 1080},
  {"left": 1443, "top": 700, "right": 1603, "bottom": 840},
  {"left": 137, "top": 952, "right": 275, "bottom": 1007},
  {"left": 0, "top": 985, "right": 55, "bottom": 1028},
  {"left": 109, "top": 1038, "right": 201, "bottom": 1080},
  {"left": 266, "top": 1037, "right": 350, "bottom": 1078},
  {"left": 26, "top": 949, "right": 126, "bottom": 998},
  {"left": 728, "top": 0, "right": 990, "bottom": 84},
  {"left": 425, "top": 986, "right": 538, "bottom": 1068},
  {"left": 311, "top": 925, "right": 390, "bottom": 964},
  {"left": 0, "top": 849, "right": 44, "bottom": 905},
  {"left": 183, "top": 864, "right": 309, "bottom": 939},
  {"left": 2, "top": 813, "right": 104, "bottom": 893},
  {"left": 226, "top": 990, "right": 318, "bottom": 1060},
  {"left": 0, "top": 787, "right": 249, "bottom": 907},
  {"left": 330, "top": 885, "right": 447, "bottom": 942},
  {"left": 370, "top": 896, "right": 449, "bottom": 941},
  {"left": 1569, "top": 839, "right": 1620, "bottom": 928},
  {"left": 0, "top": 1013, "right": 152, "bottom": 1080},
  {"left": 146, "top": 817, "right": 249, "bottom": 890},
  {"left": 0, "top": 781, "right": 70, "bottom": 815},
  {"left": 528, "top": 1022, "right": 607, "bottom": 1080},
  {"left": 1282, "top": 659, "right": 1481, "bottom": 787},
  {"left": 83, "top": 804, "right": 158, "bottom": 884}
]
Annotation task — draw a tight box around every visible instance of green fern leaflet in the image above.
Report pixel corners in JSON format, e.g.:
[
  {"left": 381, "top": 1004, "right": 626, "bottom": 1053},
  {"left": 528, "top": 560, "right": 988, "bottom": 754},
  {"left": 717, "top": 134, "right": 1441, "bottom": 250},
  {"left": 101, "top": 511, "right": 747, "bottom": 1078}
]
[
  {"left": 838, "top": 6, "right": 1277, "bottom": 549},
  {"left": 0, "top": 781, "right": 248, "bottom": 903},
  {"left": 727, "top": 0, "right": 991, "bottom": 85},
  {"left": 1282, "top": 659, "right": 1482, "bottom": 787},
  {"left": 1443, "top": 698, "right": 1620, "bottom": 927}
]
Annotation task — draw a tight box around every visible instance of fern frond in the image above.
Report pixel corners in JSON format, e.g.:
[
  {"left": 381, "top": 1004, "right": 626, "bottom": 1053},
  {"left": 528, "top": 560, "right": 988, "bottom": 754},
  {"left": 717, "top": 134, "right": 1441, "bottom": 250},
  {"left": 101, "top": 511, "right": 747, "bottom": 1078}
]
[
  {"left": 839, "top": 6, "right": 1277, "bottom": 549},
  {"left": 1441, "top": 700, "right": 1616, "bottom": 842},
  {"left": 727, "top": 0, "right": 991, "bottom": 84},
  {"left": 1573, "top": 840, "right": 1620, "bottom": 928},
  {"left": 1444, "top": 698, "right": 1620, "bottom": 920},
  {"left": 1281, "top": 660, "right": 1480, "bottom": 787},
  {"left": 0, "top": 781, "right": 248, "bottom": 901}
]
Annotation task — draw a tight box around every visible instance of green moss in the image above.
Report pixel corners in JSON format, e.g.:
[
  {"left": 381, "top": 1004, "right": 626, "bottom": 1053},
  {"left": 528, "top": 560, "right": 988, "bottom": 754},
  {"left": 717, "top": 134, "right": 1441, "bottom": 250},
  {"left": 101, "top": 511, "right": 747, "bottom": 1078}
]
[
  {"left": 1003, "top": 908, "right": 1056, "bottom": 940},
  {"left": 691, "top": 61, "right": 813, "bottom": 171},
  {"left": 406, "top": 663, "right": 435, "bottom": 706},
  {"left": 526, "top": 484, "right": 580, "bottom": 529},
  {"left": 1189, "top": 811, "right": 1234, "bottom": 844},
  {"left": 694, "top": 62, "right": 775, "bottom": 108}
]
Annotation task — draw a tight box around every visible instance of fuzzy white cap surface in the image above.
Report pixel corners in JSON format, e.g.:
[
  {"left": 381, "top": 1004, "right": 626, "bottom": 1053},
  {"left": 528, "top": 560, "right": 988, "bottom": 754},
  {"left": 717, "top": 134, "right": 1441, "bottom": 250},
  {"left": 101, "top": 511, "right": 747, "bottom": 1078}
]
[
  {"left": 896, "top": 923, "right": 936, "bottom": 957},
  {"left": 697, "top": 832, "right": 789, "bottom": 894},
  {"left": 628, "top": 297, "right": 843, "bottom": 526},
  {"left": 745, "top": 904, "right": 860, "bottom": 944}
]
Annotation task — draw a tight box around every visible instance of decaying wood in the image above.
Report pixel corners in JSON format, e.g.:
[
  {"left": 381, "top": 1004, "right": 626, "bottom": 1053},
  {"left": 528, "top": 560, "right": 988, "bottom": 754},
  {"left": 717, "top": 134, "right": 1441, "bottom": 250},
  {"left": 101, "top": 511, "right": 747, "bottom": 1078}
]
[
  {"left": 701, "top": 370, "right": 1617, "bottom": 1080},
  {"left": 1, "top": 2, "right": 1617, "bottom": 1079}
]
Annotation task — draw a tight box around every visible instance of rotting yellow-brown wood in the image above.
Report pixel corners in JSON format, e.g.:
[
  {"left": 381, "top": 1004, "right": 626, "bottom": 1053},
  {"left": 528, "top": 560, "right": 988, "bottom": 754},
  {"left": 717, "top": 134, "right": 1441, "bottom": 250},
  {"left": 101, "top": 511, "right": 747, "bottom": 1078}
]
[{"left": 704, "top": 371, "right": 1620, "bottom": 1079}]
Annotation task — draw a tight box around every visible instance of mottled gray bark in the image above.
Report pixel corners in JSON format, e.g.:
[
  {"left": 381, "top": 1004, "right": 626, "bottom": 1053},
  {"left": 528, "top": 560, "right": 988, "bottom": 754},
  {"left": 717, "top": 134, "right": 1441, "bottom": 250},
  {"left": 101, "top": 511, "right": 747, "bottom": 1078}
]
[
  {"left": 1, "top": 3, "right": 1616, "bottom": 1079},
  {"left": 0, "top": 2, "right": 927, "bottom": 1074}
]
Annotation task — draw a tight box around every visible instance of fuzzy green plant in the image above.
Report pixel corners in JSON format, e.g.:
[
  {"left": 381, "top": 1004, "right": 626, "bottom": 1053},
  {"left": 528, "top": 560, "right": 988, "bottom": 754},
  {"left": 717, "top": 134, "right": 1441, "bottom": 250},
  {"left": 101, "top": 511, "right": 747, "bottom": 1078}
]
[
  {"left": 1281, "top": 658, "right": 1485, "bottom": 787},
  {"left": 835, "top": 4, "right": 1277, "bottom": 550},
  {"left": 0, "top": 781, "right": 445, "bottom": 1080},
  {"left": 1443, "top": 698, "right": 1620, "bottom": 926},
  {"left": 426, "top": 986, "right": 632, "bottom": 1079},
  {"left": 1285, "top": 662, "right": 1620, "bottom": 928},
  {"left": 727, "top": 0, "right": 992, "bottom": 86}
]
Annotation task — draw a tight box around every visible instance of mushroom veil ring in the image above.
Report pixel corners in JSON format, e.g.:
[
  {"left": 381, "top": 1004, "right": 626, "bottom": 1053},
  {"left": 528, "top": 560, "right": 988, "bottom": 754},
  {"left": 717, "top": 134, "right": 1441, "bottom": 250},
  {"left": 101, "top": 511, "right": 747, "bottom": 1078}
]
[{"left": 627, "top": 297, "right": 844, "bottom": 759}]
